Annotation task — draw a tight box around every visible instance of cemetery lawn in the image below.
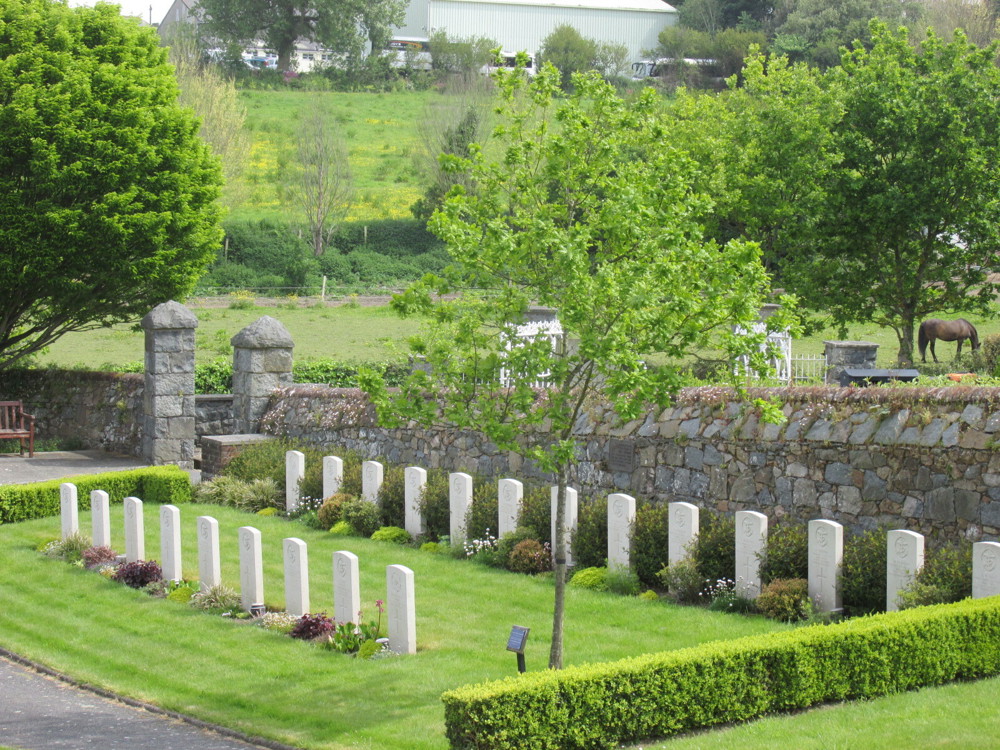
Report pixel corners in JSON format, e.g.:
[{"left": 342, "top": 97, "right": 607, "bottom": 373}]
[{"left": 0, "top": 505, "right": 789, "bottom": 750}]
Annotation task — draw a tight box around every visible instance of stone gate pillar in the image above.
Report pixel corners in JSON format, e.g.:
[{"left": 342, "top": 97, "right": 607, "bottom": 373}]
[
  {"left": 231, "top": 316, "right": 294, "bottom": 434},
  {"left": 142, "top": 301, "right": 198, "bottom": 468},
  {"left": 824, "top": 341, "right": 879, "bottom": 385}
]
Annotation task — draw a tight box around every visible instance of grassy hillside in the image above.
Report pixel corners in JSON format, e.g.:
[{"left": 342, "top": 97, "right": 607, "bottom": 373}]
[{"left": 235, "top": 89, "right": 435, "bottom": 224}]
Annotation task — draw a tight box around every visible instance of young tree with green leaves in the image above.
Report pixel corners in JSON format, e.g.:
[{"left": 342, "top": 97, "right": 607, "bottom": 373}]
[
  {"left": 361, "top": 61, "right": 786, "bottom": 669},
  {"left": 0, "top": 0, "right": 223, "bottom": 371},
  {"left": 791, "top": 24, "right": 1000, "bottom": 364}
]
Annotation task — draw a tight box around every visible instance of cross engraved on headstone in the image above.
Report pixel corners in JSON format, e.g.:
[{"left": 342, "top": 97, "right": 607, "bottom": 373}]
[{"left": 973, "top": 542, "right": 1000, "bottom": 599}]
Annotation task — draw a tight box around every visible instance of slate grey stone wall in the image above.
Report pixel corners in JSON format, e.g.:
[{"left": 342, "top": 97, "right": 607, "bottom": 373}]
[
  {"left": 261, "top": 384, "right": 1000, "bottom": 545},
  {"left": 0, "top": 371, "right": 143, "bottom": 455}
]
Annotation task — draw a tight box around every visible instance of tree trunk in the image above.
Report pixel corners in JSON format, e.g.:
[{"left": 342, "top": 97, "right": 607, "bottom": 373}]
[
  {"left": 898, "top": 316, "right": 915, "bottom": 366},
  {"left": 549, "top": 466, "right": 568, "bottom": 670}
]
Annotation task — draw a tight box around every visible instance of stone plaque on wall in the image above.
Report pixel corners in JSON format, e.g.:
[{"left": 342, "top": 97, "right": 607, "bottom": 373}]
[{"left": 608, "top": 439, "right": 636, "bottom": 473}]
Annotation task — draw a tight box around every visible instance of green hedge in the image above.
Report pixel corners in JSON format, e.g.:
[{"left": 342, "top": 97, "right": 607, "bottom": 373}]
[
  {"left": 442, "top": 597, "right": 1000, "bottom": 749},
  {"left": 0, "top": 466, "right": 192, "bottom": 524}
]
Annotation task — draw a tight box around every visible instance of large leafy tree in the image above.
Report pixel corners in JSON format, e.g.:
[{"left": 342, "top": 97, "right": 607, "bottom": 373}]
[
  {"left": 362, "top": 62, "right": 784, "bottom": 670},
  {"left": 0, "top": 0, "right": 223, "bottom": 370},
  {"left": 195, "top": 0, "right": 406, "bottom": 72},
  {"left": 791, "top": 24, "right": 1000, "bottom": 364}
]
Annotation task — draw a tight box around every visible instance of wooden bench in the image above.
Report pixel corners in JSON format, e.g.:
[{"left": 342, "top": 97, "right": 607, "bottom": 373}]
[{"left": 0, "top": 401, "right": 35, "bottom": 457}]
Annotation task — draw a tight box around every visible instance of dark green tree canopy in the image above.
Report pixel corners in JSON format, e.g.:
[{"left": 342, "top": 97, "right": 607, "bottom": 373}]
[
  {"left": 196, "top": 0, "right": 406, "bottom": 72},
  {"left": 0, "top": 0, "right": 223, "bottom": 370}
]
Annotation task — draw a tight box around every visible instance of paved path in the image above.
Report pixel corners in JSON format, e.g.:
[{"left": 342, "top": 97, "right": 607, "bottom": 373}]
[
  {"left": 0, "top": 450, "right": 150, "bottom": 486},
  {"left": 0, "top": 655, "right": 270, "bottom": 750}
]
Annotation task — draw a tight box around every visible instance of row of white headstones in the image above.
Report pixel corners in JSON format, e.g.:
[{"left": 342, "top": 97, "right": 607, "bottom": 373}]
[
  {"left": 57, "top": 482, "right": 416, "bottom": 654},
  {"left": 295, "top": 452, "right": 1000, "bottom": 613}
]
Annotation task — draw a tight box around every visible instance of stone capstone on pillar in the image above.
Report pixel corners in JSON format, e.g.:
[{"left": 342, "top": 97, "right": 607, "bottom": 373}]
[
  {"left": 824, "top": 340, "right": 879, "bottom": 385},
  {"left": 141, "top": 300, "right": 197, "bottom": 469},
  {"left": 231, "top": 316, "right": 294, "bottom": 434}
]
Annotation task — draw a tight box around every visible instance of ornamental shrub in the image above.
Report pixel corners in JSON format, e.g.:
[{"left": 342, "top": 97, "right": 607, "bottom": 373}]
[
  {"left": 377, "top": 462, "right": 406, "bottom": 528},
  {"left": 223, "top": 438, "right": 325, "bottom": 501},
  {"left": 82, "top": 545, "right": 117, "bottom": 569},
  {"left": 898, "top": 543, "right": 972, "bottom": 609},
  {"left": 759, "top": 522, "right": 808, "bottom": 584},
  {"left": 419, "top": 468, "right": 451, "bottom": 540},
  {"left": 113, "top": 560, "right": 163, "bottom": 589},
  {"left": 497, "top": 527, "right": 539, "bottom": 570},
  {"left": 756, "top": 578, "right": 810, "bottom": 622},
  {"left": 329, "top": 521, "right": 353, "bottom": 536},
  {"left": 569, "top": 566, "right": 608, "bottom": 591},
  {"left": 606, "top": 567, "right": 641, "bottom": 596},
  {"left": 290, "top": 612, "right": 335, "bottom": 641},
  {"left": 508, "top": 539, "right": 552, "bottom": 574},
  {"left": 441, "top": 597, "right": 1000, "bottom": 749},
  {"left": 841, "top": 527, "right": 888, "bottom": 616},
  {"left": 317, "top": 492, "right": 352, "bottom": 530},
  {"left": 0, "top": 466, "right": 190, "bottom": 524},
  {"left": 340, "top": 498, "right": 381, "bottom": 538},
  {"left": 466, "top": 480, "right": 499, "bottom": 542},
  {"left": 632, "top": 502, "right": 670, "bottom": 588},
  {"left": 657, "top": 557, "right": 704, "bottom": 604},
  {"left": 572, "top": 495, "right": 608, "bottom": 570},
  {"left": 518, "top": 484, "right": 552, "bottom": 546},
  {"left": 692, "top": 511, "right": 735, "bottom": 585},
  {"left": 189, "top": 584, "right": 241, "bottom": 612},
  {"left": 370, "top": 526, "right": 412, "bottom": 544},
  {"left": 194, "top": 476, "right": 281, "bottom": 512}
]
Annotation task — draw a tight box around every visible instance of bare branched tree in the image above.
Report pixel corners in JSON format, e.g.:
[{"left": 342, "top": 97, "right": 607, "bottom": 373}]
[{"left": 290, "top": 102, "right": 353, "bottom": 257}]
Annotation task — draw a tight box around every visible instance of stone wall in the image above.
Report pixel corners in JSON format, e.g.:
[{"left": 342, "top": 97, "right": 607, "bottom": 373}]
[
  {"left": 0, "top": 370, "right": 143, "bottom": 455},
  {"left": 260, "top": 384, "right": 1000, "bottom": 546},
  {"left": 196, "top": 395, "right": 234, "bottom": 439}
]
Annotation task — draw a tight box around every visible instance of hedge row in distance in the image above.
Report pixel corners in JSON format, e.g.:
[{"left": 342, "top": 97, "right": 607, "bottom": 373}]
[
  {"left": 0, "top": 466, "right": 192, "bottom": 524},
  {"left": 442, "top": 596, "right": 1000, "bottom": 749}
]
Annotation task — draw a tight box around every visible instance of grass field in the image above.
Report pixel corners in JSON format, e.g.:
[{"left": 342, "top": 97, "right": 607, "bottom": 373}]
[
  {"left": 236, "top": 89, "right": 437, "bottom": 224},
  {"left": 0, "top": 504, "right": 789, "bottom": 749},
  {"left": 34, "top": 303, "right": 424, "bottom": 368},
  {"left": 31, "top": 301, "right": 1000, "bottom": 373}
]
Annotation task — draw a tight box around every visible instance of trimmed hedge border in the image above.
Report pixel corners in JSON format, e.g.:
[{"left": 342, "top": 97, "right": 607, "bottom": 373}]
[
  {"left": 442, "top": 597, "right": 1000, "bottom": 749},
  {"left": 0, "top": 466, "right": 192, "bottom": 524}
]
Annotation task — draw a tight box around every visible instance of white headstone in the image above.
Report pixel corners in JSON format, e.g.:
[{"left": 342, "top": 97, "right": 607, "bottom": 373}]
[
  {"left": 387, "top": 564, "right": 416, "bottom": 655},
  {"left": 60, "top": 483, "right": 78, "bottom": 540},
  {"left": 668, "top": 502, "right": 700, "bottom": 565},
  {"left": 450, "top": 472, "right": 473, "bottom": 544},
  {"left": 735, "top": 510, "right": 768, "bottom": 598},
  {"left": 404, "top": 466, "right": 427, "bottom": 538},
  {"left": 197, "top": 516, "right": 221, "bottom": 591},
  {"left": 808, "top": 519, "right": 843, "bottom": 613},
  {"left": 362, "top": 460, "right": 384, "bottom": 504},
  {"left": 886, "top": 529, "right": 924, "bottom": 612},
  {"left": 238, "top": 526, "right": 264, "bottom": 613},
  {"left": 607, "top": 493, "right": 636, "bottom": 572},
  {"left": 550, "top": 486, "right": 579, "bottom": 567},
  {"left": 323, "top": 455, "right": 344, "bottom": 499},
  {"left": 284, "top": 538, "right": 310, "bottom": 617},
  {"left": 285, "top": 449, "right": 305, "bottom": 512},
  {"left": 498, "top": 479, "right": 523, "bottom": 539},
  {"left": 160, "top": 504, "right": 183, "bottom": 582},
  {"left": 333, "top": 550, "right": 361, "bottom": 624},
  {"left": 123, "top": 496, "right": 145, "bottom": 563},
  {"left": 973, "top": 541, "right": 1000, "bottom": 599},
  {"left": 90, "top": 490, "right": 111, "bottom": 548}
]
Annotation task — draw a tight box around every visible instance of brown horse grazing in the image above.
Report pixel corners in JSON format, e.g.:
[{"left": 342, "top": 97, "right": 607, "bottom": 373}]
[{"left": 918, "top": 318, "right": 980, "bottom": 363}]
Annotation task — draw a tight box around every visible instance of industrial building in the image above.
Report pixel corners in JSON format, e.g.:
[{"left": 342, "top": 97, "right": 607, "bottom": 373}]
[{"left": 395, "top": 0, "right": 677, "bottom": 64}]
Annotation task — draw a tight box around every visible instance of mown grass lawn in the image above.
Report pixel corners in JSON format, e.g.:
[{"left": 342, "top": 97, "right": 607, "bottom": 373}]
[{"left": 0, "top": 504, "right": 789, "bottom": 749}]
